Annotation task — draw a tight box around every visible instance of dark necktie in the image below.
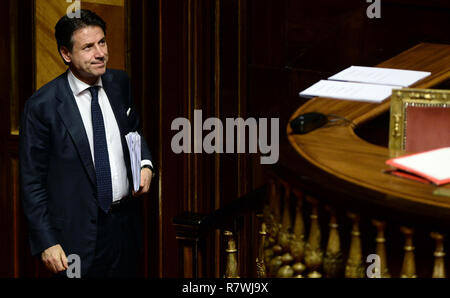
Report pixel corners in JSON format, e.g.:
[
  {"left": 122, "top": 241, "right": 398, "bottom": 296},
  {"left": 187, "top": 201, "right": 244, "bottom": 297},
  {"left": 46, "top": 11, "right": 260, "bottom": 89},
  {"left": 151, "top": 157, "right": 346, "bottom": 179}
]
[{"left": 89, "top": 86, "right": 112, "bottom": 213}]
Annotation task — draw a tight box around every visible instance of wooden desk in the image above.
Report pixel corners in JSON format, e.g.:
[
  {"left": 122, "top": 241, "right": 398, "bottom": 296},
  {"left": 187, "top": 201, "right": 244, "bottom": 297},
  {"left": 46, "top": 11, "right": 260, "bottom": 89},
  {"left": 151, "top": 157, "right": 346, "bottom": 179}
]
[{"left": 285, "top": 43, "right": 450, "bottom": 226}]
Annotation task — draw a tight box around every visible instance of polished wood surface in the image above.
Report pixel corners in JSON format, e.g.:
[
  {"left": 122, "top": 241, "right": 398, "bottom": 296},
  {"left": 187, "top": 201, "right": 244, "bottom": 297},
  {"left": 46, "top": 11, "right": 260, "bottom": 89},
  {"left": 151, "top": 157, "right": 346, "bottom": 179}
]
[{"left": 287, "top": 43, "right": 450, "bottom": 216}]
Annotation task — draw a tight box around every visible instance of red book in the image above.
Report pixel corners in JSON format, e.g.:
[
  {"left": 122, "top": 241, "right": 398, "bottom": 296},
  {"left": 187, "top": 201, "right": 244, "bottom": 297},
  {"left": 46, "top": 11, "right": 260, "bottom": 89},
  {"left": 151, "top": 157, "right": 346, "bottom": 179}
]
[{"left": 386, "top": 147, "right": 450, "bottom": 186}]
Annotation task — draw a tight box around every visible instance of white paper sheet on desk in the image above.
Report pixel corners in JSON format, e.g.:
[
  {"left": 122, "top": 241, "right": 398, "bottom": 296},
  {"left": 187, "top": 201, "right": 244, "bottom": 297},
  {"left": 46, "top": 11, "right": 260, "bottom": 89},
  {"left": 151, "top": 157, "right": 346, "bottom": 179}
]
[
  {"left": 125, "top": 132, "right": 141, "bottom": 192},
  {"left": 299, "top": 80, "right": 396, "bottom": 103},
  {"left": 328, "top": 66, "right": 431, "bottom": 87}
]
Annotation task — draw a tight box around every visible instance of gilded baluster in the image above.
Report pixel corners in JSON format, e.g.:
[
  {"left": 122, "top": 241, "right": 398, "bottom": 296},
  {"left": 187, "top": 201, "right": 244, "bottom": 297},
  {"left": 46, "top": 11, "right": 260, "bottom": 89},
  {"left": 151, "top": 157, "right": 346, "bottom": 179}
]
[
  {"left": 292, "top": 190, "right": 305, "bottom": 239},
  {"left": 276, "top": 182, "right": 295, "bottom": 278},
  {"left": 224, "top": 231, "right": 239, "bottom": 278},
  {"left": 263, "top": 180, "right": 278, "bottom": 236},
  {"left": 277, "top": 243, "right": 293, "bottom": 278},
  {"left": 271, "top": 221, "right": 283, "bottom": 264},
  {"left": 371, "top": 219, "right": 390, "bottom": 278},
  {"left": 277, "top": 252, "right": 294, "bottom": 278},
  {"left": 400, "top": 226, "right": 417, "bottom": 278},
  {"left": 277, "top": 264, "right": 294, "bottom": 278},
  {"left": 268, "top": 255, "right": 283, "bottom": 277},
  {"left": 269, "top": 179, "right": 281, "bottom": 224},
  {"left": 276, "top": 181, "right": 292, "bottom": 264},
  {"left": 267, "top": 179, "right": 283, "bottom": 278},
  {"left": 345, "top": 212, "right": 364, "bottom": 278},
  {"left": 280, "top": 181, "right": 292, "bottom": 232},
  {"left": 263, "top": 247, "right": 274, "bottom": 272},
  {"left": 263, "top": 180, "right": 281, "bottom": 272},
  {"left": 267, "top": 180, "right": 282, "bottom": 255},
  {"left": 431, "top": 232, "right": 446, "bottom": 278},
  {"left": 304, "top": 196, "right": 323, "bottom": 278},
  {"left": 290, "top": 189, "right": 306, "bottom": 278},
  {"left": 256, "top": 214, "right": 267, "bottom": 278},
  {"left": 323, "top": 207, "right": 344, "bottom": 277},
  {"left": 271, "top": 238, "right": 283, "bottom": 256}
]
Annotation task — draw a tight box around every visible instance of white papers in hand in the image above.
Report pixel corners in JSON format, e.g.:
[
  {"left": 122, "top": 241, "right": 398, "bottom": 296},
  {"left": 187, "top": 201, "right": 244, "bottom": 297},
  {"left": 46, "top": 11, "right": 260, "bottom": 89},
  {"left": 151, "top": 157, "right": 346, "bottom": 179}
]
[
  {"left": 299, "top": 80, "right": 396, "bottom": 103},
  {"left": 125, "top": 132, "right": 141, "bottom": 192},
  {"left": 328, "top": 66, "right": 431, "bottom": 87}
]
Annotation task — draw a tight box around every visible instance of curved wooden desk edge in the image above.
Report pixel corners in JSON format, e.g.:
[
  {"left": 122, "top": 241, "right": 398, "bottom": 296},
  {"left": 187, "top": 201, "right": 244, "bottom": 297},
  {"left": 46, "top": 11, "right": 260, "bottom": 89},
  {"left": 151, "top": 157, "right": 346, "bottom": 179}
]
[{"left": 287, "top": 43, "right": 450, "bottom": 213}]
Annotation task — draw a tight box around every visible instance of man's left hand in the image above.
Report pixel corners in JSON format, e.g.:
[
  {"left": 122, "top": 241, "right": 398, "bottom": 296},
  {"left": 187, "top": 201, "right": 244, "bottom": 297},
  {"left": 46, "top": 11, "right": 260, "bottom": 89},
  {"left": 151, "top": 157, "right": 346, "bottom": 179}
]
[{"left": 132, "top": 168, "right": 153, "bottom": 196}]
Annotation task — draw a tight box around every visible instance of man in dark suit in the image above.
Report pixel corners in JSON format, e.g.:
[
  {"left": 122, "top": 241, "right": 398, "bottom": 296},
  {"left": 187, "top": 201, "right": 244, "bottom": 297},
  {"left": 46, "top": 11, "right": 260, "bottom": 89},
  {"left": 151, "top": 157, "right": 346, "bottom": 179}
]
[{"left": 19, "top": 9, "right": 154, "bottom": 278}]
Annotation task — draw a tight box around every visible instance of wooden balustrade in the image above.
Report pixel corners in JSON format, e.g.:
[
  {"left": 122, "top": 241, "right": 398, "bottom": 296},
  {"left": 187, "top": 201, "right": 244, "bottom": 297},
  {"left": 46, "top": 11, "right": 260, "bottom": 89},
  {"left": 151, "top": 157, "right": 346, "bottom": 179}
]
[
  {"left": 323, "top": 206, "right": 344, "bottom": 278},
  {"left": 372, "top": 219, "right": 390, "bottom": 278},
  {"left": 224, "top": 231, "right": 239, "bottom": 278},
  {"left": 235, "top": 178, "right": 448, "bottom": 279},
  {"left": 291, "top": 189, "right": 306, "bottom": 278},
  {"left": 173, "top": 185, "right": 267, "bottom": 278},
  {"left": 431, "top": 232, "right": 446, "bottom": 278},
  {"left": 400, "top": 226, "right": 417, "bottom": 278},
  {"left": 256, "top": 214, "right": 267, "bottom": 278},
  {"left": 345, "top": 212, "right": 364, "bottom": 278},
  {"left": 174, "top": 178, "right": 448, "bottom": 278},
  {"left": 304, "top": 196, "right": 323, "bottom": 278}
]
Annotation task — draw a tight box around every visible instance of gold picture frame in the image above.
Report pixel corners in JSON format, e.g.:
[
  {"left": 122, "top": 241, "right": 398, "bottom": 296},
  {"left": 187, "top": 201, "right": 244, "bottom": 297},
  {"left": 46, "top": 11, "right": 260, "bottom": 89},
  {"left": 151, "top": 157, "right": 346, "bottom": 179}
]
[{"left": 388, "top": 88, "right": 450, "bottom": 152}]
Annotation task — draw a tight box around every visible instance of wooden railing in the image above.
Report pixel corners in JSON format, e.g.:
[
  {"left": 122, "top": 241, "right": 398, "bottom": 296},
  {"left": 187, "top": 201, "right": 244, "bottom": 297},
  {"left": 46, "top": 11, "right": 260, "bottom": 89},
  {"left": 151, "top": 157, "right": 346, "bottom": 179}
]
[
  {"left": 255, "top": 178, "right": 447, "bottom": 278},
  {"left": 173, "top": 185, "right": 267, "bottom": 278},
  {"left": 174, "top": 175, "right": 448, "bottom": 278}
]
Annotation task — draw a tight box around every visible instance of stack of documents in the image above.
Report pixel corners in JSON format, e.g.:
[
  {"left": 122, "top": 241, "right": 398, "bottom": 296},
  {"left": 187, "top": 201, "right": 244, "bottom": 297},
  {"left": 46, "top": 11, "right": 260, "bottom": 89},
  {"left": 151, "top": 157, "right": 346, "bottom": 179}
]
[
  {"left": 125, "top": 132, "right": 141, "bottom": 192},
  {"left": 386, "top": 147, "right": 450, "bottom": 186},
  {"left": 299, "top": 66, "right": 431, "bottom": 103}
]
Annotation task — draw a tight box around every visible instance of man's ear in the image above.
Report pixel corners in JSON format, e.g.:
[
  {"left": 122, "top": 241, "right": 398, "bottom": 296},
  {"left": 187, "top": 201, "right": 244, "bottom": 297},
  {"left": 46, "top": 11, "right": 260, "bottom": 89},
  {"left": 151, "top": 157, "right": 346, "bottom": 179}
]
[{"left": 59, "top": 46, "right": 72, "bottom": 64}]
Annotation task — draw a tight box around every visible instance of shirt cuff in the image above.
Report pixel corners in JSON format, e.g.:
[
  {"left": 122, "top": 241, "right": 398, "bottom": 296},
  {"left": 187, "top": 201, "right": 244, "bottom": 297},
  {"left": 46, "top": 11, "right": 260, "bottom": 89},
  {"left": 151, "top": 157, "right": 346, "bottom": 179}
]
[{"left": 141, "top": 159, "right": 153, "bottom": 169}]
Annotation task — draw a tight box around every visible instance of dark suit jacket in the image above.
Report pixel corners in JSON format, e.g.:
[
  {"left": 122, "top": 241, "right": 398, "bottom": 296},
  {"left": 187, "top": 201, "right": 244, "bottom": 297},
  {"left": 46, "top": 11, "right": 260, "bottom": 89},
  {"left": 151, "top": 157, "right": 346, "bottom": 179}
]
[{"left": 19, "top": 69, "right": 153, "bottom": 275}]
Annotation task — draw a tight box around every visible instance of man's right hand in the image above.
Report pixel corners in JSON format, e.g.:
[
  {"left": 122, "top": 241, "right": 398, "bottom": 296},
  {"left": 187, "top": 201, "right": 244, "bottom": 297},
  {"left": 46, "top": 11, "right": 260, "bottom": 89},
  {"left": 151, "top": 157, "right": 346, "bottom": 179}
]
[{"left": 41, "top": 244, "right": 69, "bottom": 273}]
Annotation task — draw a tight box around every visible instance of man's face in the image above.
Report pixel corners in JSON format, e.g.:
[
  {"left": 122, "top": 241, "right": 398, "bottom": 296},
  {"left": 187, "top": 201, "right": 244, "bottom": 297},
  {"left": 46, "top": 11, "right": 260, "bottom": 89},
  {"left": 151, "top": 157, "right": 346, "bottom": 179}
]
[{"left": 61, "top": 25, "right": 108, "bottom": 84}]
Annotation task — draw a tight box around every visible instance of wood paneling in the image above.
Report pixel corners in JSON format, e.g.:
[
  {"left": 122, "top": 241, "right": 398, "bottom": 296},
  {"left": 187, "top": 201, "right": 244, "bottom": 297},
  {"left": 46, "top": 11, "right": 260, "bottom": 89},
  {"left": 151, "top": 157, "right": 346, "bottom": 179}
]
[
  {"left": 1, "top": 0, "right": 34, "bottom": 278},
  {"left": 127, "top": 0, "right": 254, "bottom": 277},
  {"left": 11, "top": 157, "right": 20, "bottom": 277},
  {"left": 35, "top": 0, "right": 68, "bottom": 89}
]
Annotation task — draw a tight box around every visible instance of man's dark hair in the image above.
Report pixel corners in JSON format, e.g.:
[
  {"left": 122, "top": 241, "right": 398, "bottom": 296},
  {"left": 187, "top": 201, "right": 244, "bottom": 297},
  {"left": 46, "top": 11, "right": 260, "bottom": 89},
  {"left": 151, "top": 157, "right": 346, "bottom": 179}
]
[{"left": 55, "top": 9, "right": 106, "bottom": 64}]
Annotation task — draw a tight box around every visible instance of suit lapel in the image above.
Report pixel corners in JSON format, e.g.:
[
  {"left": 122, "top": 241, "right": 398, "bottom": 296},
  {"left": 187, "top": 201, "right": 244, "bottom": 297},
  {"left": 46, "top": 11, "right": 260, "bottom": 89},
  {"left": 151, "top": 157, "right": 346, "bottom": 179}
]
[{"left": 56, "top": 72, "right": 96, "bottom": 187}]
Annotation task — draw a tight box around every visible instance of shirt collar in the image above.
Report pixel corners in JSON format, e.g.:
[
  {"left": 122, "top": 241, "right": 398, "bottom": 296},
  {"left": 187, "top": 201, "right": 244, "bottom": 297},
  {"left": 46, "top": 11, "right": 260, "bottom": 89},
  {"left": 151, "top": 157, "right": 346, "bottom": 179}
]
[{"left": 67, "top": 69, "right": 103, "bottom": 96}]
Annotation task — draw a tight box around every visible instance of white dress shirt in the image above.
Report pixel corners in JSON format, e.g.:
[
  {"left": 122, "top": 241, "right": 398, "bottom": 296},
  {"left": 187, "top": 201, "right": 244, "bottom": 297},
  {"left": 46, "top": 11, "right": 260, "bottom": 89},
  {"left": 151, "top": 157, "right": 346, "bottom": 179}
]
[{"left": 67, "top": 70, "right": 138, "bottom": 202}]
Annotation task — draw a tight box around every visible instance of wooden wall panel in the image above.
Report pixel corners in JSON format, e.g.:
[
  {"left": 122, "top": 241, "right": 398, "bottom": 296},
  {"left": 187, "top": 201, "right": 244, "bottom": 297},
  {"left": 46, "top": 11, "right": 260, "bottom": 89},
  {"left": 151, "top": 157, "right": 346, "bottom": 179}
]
[
  {"left": 0, "top": 11, "right": 11, "bottom": 283},
  {"left": 10, "top": 157, "right": 20, "bottom": 277},
  {"left": 0, "top": 0, "right": 13, "bottom": 277},
  {"left": 128, "top": 0, "right": 160, "bottom": 278},
  {"left": 35, "top": 0, "right": 67, "bottom": 89},
  {"left": 128, "top": 0, "right": 254, "bottom": 277},
  {"left": 0, "top": 0, "right": 35, "bottom": 278}
]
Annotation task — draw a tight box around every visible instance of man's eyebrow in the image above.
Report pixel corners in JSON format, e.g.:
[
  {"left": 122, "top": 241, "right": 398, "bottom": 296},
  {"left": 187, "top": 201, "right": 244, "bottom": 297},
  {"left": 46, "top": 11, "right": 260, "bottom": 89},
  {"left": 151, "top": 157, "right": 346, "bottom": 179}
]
[
  {"left": 81, "top": 42, "right": 95, "bottom": 48},
  {"left": 81, "top": 37, "right": 106, "bottom": 48}
]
